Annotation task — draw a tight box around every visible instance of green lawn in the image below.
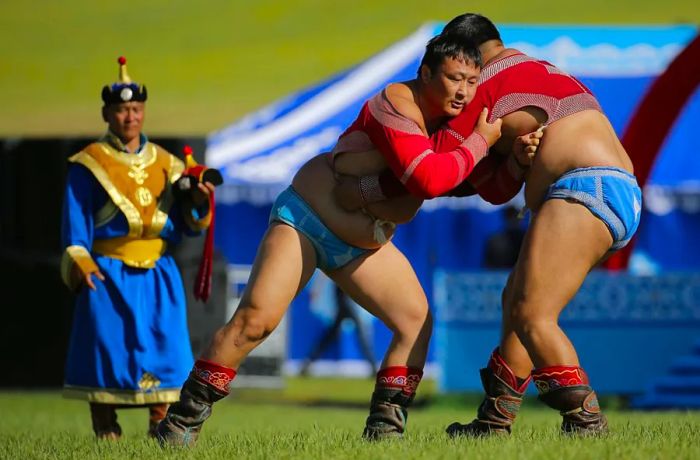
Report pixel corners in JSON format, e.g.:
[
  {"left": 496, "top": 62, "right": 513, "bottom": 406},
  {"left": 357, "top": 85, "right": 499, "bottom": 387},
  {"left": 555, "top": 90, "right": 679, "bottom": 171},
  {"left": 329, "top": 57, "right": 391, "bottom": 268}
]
[
  {"left": 1, "top": 379, "right": 699, "bottom": 459},
  {"left": 0, "top": 0, "right": 698, "bottom": 136}
]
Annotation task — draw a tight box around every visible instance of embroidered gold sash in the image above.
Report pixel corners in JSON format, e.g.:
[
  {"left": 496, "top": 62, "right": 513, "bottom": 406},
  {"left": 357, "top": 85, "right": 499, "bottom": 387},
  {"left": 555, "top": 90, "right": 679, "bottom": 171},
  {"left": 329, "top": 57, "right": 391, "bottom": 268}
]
[{"left": 68, "top": 141, "right": 184, "bottom": 267}]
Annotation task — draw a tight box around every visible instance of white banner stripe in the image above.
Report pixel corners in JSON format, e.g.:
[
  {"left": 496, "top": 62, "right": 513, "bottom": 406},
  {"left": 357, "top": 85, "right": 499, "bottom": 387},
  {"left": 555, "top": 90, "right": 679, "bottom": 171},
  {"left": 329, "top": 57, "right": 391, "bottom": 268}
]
[{"left": 207, "top": 24, "right": 438, "bottom": 167}]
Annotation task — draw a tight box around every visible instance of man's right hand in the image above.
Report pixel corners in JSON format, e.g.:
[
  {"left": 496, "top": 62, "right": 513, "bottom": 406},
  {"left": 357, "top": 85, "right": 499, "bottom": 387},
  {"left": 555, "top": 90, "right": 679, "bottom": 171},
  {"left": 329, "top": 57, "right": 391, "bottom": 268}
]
[
  {"left": 513, "top": 125, "right": 545, "bottom": 168},
  {"left": 333, "top": 174, "right": 364, "bottom": 211},
  {"left": 475, "top": 107, "right": 502, "bottom": 147},
  {"left": 71, "top": 265, "right": 105, "bottom": 291}
]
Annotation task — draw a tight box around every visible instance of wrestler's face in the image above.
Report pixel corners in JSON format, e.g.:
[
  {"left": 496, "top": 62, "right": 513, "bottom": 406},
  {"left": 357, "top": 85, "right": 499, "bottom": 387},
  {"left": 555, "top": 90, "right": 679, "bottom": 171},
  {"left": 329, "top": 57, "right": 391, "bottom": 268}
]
[
  {"left": 421, "top": 56, "right": 479, "bottom": 117},
  {"left": 102, "top": 101, "right": 145, "bottom": 145}
]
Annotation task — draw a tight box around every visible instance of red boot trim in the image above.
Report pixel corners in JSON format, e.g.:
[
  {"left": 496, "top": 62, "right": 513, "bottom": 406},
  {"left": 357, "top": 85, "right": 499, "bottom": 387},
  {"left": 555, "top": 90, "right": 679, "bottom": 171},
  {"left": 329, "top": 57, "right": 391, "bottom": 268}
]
[
  {"left": 376, "top": 366, "right": 424, "bottom": 396},
  {"left": 192, "top": 359, "right": 237, "bottom": 394},
  {"left": 488, "top": 348, "right": 531, "bottom": 394},
  {"left": 531, "top": 365, "right": 589, "bottom": 394}
]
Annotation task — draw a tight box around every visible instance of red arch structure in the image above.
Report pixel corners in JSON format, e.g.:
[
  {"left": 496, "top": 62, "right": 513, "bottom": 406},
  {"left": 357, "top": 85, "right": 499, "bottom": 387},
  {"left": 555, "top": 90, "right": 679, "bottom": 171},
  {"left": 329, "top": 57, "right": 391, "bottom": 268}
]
[{"left": 605, "top": 33, "right": 700, "bottom": 270}]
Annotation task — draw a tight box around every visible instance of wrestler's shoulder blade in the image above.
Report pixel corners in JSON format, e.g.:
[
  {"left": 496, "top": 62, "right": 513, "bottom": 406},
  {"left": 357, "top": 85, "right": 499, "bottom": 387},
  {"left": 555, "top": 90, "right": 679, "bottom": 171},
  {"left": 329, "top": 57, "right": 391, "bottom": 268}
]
[{"left": 384, "top": 83, "right": 425, "bottom": 130}]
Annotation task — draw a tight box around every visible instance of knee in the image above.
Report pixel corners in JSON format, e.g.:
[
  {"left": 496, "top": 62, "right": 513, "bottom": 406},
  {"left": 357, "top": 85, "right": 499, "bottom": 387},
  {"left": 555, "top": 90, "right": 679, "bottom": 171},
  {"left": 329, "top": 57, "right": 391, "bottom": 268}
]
[
  {"left": 506, "top": 293, "right": 554, "bottom": 341},
  {"left": 226, "top": 308, "right": 276, "bottom": 347},
  {"left": 395, "top": 302, "right": 432, "bottom": 340}
]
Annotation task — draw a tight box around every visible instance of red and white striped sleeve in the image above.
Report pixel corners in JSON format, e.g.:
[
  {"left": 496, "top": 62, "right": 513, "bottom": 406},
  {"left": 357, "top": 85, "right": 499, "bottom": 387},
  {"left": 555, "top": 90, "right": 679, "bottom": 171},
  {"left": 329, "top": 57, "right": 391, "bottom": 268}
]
[{"left": 360, "top": 92, "right": 488, "bottom": 199}]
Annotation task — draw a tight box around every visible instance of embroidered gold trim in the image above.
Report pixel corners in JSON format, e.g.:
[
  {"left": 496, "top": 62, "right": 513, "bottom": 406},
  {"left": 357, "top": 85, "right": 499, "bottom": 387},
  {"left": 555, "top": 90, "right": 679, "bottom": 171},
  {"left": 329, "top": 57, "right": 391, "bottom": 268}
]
[
  {"left": 138, "top": 372, "right": 161, "bottom": 390},
  {"left": 135, "top": 186, "right": 153, "bottom": 206},
  {"left": 60, "top": 245, "right": 99, "bottom": 290},
  {"left": 63, "top": 386, "right": 181, "bottom": 404},
  {"left": 94, "top": 201, "right": 119, "bottom": 228},
  {"left": 148, "top": 186, "right": 171, "bottom": 238},
  {"left": 146, "top": 151, "right": 183, "bottom": 238},
  {"left": 168, "top": 152, "right": 185, "bottom": 182},
  {"left": 70, "top": 152, "right": 143, "bottom": 237},
  {"left": 98, "top": 142, "right": 158, "bottom": 170}
]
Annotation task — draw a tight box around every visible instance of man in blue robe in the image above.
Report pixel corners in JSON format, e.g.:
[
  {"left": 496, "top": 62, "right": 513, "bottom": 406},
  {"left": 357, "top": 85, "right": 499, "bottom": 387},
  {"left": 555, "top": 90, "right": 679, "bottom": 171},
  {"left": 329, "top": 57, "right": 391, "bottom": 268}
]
[{"left": 60, "top": 56, "right": 213, "bottom": 439}]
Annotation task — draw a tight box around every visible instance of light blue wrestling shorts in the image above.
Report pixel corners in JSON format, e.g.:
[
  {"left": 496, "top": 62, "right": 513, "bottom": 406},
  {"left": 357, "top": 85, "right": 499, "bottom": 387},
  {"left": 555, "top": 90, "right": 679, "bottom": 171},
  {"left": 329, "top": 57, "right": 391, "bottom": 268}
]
[
  {"left": 269, "top": 186, "right": 371, "bottom": 271},
  {"left": 545, "top": 167, "right": 642, "bottom": 251}
]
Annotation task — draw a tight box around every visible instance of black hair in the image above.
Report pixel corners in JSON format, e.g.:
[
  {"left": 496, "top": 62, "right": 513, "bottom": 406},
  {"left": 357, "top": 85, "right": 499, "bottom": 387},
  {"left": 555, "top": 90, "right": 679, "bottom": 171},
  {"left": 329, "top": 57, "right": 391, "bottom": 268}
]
[
  {"left": 418, "top": 32, "right": 482, "bottom": 77},
  {"left": 441, "top": 13, "right": 501, "bottom": 46}
]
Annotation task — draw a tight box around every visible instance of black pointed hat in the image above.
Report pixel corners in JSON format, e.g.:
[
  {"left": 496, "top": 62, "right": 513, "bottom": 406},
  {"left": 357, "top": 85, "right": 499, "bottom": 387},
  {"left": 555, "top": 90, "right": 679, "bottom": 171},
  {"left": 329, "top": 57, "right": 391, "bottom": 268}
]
[{"left": 101, "top": 56, "right": 148, "bottom": 105}]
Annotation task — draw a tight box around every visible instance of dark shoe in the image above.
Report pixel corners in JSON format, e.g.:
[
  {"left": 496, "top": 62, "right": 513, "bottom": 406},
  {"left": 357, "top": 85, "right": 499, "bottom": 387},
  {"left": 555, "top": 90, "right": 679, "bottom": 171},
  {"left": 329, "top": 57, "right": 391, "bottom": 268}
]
[
  {"left": 362, "top": 388, "right": 411, "bottom": 441},
  {"left": 445, "top": 393, "right": 521, "bottom": 437},
  {"left": 541, "top": 387, "right": 608, "bottom": 436},
  {"left": 90, "top": 403, "right": 122, "bottom": 440},
  {"left": 155, "top": 376, "right": 226, "bottom": 447},
  {"left": 447, "top": 351, "right": 529, "bottom": 438}
]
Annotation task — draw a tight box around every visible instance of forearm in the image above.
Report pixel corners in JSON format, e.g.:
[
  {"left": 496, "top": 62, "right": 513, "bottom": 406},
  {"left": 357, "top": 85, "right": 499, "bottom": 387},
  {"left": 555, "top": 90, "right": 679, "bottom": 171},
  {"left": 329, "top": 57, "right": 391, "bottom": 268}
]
[
  {"left": 475, "top": 155, "right": 527, "bottom": 205},
  {"left": 364, "top": 195, "right": 422, "bottom": 224},
  {"left": 360, "top": 133, "right": 487, "bottom": 203}
]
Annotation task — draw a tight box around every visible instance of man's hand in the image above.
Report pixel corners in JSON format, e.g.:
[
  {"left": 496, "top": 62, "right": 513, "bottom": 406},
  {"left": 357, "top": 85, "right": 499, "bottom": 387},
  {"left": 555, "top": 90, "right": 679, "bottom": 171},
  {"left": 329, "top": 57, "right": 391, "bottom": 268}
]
[
  {"left": 71, "top": 264, "right": 105, "bottom": 291},
  {"left": 512, "top": 125, "right": 545, "bottom": 168},
  {"left": 333, "top": 174, "right": 364, "bottom": 211},
  {"left": 475, "top": 107, "right": 503, "bottom": 147},
  {"left": 191, "top": 181, "right": 216, "bottom": 207}
]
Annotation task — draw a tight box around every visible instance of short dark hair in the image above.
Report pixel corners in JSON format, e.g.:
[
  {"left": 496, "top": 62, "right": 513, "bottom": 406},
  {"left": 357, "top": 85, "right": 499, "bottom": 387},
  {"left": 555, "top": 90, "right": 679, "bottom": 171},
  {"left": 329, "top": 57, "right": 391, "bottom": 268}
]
[
  {"left": 418, "top": 32, "right": 482, "bottom": 77},
  {"left": 442, "top": 13, "right": 501, "bottom": 46}
]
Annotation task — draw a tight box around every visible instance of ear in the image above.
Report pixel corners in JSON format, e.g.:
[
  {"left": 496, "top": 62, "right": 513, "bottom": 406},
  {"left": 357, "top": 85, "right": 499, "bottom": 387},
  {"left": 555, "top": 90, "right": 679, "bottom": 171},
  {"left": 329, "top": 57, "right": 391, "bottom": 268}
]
[
  {"left": 420, "top": 64, "right": 432, "bottom": 83},
  {"left": 101, "top": 105, "right": 109, "bottom": 123}
]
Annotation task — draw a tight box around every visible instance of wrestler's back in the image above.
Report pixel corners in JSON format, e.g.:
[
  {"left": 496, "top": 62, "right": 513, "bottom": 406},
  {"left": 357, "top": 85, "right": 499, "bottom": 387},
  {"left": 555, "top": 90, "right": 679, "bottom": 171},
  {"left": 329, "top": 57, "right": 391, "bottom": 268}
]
[
  {"left": 478, "top": 54, "right": 634, "bottom": 210},
  {"left": 523, "top": 109, "right": 634, "bottom": 211}
]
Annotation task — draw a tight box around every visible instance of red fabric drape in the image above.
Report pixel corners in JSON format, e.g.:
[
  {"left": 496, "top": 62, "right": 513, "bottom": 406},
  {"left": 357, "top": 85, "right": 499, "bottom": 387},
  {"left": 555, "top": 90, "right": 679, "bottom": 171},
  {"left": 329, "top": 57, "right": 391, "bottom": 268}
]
[
  {"left": 604, "top": 34, "right": 700, "bottom": 270},
  {"left": 194, "top": 192, "right": 215, "bottom": 302}
]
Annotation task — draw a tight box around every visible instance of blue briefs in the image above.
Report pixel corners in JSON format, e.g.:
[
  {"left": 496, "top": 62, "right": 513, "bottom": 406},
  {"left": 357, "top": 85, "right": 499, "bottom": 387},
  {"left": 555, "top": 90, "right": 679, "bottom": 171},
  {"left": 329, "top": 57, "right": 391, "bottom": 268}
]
[
  {"left": 269, "top": 186, "right": 370, "bottom": 271},
  {"left": 545, "top": 167, "right": 642, "bottom": 250}
]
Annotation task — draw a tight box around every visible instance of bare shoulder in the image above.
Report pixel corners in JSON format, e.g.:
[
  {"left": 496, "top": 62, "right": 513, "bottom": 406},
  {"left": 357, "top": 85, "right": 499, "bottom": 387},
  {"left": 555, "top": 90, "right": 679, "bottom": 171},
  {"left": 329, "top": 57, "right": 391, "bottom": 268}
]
[{"left": 385, "top": 82, "right": 426, "bottom": 132}]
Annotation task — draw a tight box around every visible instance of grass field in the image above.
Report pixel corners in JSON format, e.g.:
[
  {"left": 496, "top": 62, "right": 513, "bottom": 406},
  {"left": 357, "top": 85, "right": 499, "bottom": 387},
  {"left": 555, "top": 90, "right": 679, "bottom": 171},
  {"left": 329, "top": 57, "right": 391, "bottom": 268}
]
[
  {"left": 1, "top": 379, "right": 699, "bottom": 460},
  {"left": 1, "top": 0, "right": 699, "bottom": 136}
]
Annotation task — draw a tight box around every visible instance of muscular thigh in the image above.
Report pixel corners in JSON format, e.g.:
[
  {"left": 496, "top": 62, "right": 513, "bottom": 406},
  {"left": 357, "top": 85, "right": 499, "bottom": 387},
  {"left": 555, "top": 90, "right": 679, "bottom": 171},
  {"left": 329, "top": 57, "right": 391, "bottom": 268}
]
[
  {"left": 510, "top": 199, "right": 612, "bottom": 319},
  {"left": 237, "top": 223, "right": 318, "bottom": 325},
  {"left": 327, "top": 242, "right": 429, "bottom": 333}
]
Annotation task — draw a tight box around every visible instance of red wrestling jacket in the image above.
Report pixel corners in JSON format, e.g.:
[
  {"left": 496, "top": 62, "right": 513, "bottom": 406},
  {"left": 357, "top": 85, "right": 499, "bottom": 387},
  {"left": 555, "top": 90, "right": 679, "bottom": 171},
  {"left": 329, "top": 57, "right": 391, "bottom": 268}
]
[
  {"left": 375, "top": 52, "right": 602, "bottom": 204},
  {"left": 332, "top": 89, "right": 488, "bottom": 200}
]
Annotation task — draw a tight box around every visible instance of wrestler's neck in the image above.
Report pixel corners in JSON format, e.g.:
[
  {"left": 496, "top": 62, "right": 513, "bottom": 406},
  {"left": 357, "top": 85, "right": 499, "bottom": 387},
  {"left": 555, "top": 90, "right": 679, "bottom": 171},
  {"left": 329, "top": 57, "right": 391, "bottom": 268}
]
[
  {"left": 411, "top": 81, "right": 444, "bottom": 134},
  {"left": 480, "top": 40, "right": 519, "bottom": 66}
]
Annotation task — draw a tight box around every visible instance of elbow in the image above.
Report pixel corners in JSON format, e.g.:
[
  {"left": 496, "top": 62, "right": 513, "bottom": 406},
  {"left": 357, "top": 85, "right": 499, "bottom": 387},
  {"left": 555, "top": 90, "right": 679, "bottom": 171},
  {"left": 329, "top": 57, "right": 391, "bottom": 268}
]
[
  {"left": 479, "top": 188, "right": 519, "bottom": 205},
  {"left": 406, "top": 181, "right": 441, "bottom": 199},
  {"left": 404, "top": 169, "right": 452, "bottom": 199},
  {"left": 482, "top": 195, "right": 511, "bottom": 205}
]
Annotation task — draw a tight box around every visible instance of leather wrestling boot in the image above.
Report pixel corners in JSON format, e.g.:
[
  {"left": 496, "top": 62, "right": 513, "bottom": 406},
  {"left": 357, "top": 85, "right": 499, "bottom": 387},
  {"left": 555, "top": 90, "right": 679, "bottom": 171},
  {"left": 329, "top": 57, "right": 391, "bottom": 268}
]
[
  {"left": 90, "top": 403, "right": 122, "bottom": 440},
  {"left": 446, "top": 348, "right": 530, "bottom": 437},
  {"left": 155, "top": 359, "right": 236, "bottom": 447},
  {"left": 532, "top": 365, "right": 608, "bottom": 436},
  {"left": 147, "top": 403, "right": 168, "bottom": 438},
  {"left": 362, "top": 366, "right": 423, "bottom": 440}
]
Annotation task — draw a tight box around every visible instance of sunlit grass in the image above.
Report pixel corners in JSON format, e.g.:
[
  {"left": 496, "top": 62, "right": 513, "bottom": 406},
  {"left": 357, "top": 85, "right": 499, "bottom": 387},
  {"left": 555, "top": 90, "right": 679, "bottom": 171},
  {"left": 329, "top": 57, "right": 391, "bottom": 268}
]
[{"left": 1, "top": 380, "right": 699, "bottom": 459}]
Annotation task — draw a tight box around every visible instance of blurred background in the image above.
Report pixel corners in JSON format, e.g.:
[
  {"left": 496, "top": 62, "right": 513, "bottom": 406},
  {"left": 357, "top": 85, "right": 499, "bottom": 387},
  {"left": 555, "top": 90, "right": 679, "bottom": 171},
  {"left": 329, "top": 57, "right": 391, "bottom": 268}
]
[{"left": 1, "top": 0, "right": 700, "bottom": 411}]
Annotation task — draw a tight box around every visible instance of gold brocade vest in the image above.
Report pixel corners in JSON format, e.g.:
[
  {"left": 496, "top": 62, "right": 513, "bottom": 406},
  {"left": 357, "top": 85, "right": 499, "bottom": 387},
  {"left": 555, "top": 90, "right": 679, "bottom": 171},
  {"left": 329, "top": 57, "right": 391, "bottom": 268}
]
[{"left": 69, "top": 141, "right": 185, "bottom": 268}]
